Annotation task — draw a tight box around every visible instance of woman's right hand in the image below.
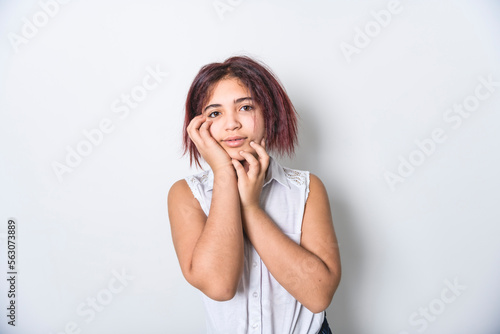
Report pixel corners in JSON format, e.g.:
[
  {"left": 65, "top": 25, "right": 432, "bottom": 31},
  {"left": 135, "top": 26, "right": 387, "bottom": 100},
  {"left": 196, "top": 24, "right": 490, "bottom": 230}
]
[{"left": 187, "top": 114, "right": 234, "bottom": 174}]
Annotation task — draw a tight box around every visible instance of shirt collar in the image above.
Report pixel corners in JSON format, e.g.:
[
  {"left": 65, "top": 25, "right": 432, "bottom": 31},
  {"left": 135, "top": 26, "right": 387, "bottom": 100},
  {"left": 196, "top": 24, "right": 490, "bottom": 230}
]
[{"left": 206, "top": 156, "right": 290, "bottom": 191}]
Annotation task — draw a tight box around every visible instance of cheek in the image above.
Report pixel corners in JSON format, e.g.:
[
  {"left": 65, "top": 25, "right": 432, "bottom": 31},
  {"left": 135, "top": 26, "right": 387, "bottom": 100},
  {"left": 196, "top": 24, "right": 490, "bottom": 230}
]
[
  {"left": 246, "top": 113, "right": 264, "bottom": 134},
  {"left": 208, "top": 122, "right": 221, "bottom": 138},
  {"left": 253, "top": 114, "right": 266, "bottom": 138}
]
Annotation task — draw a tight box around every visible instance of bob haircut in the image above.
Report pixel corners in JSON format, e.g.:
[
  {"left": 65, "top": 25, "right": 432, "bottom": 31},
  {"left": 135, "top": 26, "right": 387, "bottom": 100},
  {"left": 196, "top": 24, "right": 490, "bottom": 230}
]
[{"left": 183, "top": 56, "right": 298, "bottom": 168}]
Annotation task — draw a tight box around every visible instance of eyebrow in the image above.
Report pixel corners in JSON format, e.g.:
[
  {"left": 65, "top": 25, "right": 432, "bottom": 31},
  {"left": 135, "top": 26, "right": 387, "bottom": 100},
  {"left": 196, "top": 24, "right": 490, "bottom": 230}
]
[{"left": 204, "top": 97, "right": 253, "bottom": 112}]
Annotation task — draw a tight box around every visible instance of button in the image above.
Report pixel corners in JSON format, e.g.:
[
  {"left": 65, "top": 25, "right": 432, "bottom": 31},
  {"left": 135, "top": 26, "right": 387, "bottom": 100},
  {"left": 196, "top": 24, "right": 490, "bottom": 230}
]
[
  {"left": 252, "top": 323, "right": 259, "bottom": 328},
  {"left": 253, "top": 261, "right": 258, "bottom": 268},
  {"left": 253, "top": 292, "right": 258, "bottom": 298}
]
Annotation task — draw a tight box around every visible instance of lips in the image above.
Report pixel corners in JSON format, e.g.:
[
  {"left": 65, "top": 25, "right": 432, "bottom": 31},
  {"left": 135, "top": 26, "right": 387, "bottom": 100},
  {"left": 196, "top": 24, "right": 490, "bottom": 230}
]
[{"left": 223, "top": 136, "right": 247, "bottom": 148}]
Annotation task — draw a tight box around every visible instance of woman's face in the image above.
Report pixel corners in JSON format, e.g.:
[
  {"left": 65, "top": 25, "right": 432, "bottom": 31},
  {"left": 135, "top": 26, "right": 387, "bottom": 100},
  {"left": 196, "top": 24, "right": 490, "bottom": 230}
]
[{"left": 203, "top": 78, "right": 266, "bottom": 161}]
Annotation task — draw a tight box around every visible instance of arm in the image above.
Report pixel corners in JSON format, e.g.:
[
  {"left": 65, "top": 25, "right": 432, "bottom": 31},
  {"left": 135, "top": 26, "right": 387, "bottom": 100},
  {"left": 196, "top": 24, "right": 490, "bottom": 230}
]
[
  {"left": 241, "top": 174, "right": 341, "bottom": 313},
  {"left": 168, "top": 115, "right": 244, "bottom": 301},
  {"left": 233, "top": 141, "right": 341, "bottom": 313}
]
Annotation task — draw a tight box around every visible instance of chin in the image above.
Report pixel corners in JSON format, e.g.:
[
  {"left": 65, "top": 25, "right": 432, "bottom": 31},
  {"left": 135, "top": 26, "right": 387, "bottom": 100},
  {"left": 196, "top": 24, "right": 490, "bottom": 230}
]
[
  {"left": 224, "top": 144, "right": 257, "bottom": 160},
  {"left": 228, "top": 153, "right": 245, "bottom": 161}
]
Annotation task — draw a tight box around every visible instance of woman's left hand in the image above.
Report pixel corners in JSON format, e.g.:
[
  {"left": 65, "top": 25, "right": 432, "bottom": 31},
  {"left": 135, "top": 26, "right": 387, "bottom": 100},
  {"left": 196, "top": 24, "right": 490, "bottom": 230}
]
[{"left": 231, "top": 138, "right": 270, "bottom": 210}]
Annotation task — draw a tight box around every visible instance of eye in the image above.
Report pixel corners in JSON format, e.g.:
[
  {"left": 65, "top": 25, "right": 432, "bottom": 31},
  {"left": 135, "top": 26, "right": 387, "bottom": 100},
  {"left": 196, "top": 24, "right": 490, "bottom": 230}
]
[
  {"left": 208, "top": 111, "right": 221, "bottom": 118},
  {"left": 240, "top": 105, "right": 253, "bottom": 112}
]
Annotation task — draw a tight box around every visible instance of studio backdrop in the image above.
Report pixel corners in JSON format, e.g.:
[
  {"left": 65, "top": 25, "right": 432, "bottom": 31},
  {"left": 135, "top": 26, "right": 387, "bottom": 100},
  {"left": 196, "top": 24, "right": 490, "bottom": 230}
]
[{"left": 1, "top": 1, "right": 499, "bottom": 333}]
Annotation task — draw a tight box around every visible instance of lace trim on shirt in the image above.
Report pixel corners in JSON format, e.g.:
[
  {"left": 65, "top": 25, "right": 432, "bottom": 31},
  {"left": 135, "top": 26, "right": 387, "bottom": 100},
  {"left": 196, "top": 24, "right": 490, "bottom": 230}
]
[
  {"left": 185, "top": 171, "right": 210, "bottom": 206},
  {"left": 187, "top": 171, "right": 209, "bottom": 185},
  {"left": 283, "top": 167, "right": 307, "bottom": 186}
]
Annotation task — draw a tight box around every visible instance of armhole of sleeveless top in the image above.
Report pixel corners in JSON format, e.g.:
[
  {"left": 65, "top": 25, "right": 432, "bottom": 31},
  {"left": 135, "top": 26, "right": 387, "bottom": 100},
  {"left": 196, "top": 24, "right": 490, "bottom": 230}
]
[
  {"left": 184, "top": 176, "right": 202, "bottom": 204},
  {"left": 304, "top": 171, "right": 311, "bottom": 203},
  {"left": 297, "top": 171, "right": 311, "bottom": 241}
]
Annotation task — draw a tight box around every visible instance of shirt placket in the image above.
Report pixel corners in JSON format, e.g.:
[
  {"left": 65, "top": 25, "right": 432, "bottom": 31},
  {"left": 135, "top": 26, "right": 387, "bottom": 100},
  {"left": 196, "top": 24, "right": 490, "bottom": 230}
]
[{"left": 249, "top": 248, "right": 262, "bottom": 333}]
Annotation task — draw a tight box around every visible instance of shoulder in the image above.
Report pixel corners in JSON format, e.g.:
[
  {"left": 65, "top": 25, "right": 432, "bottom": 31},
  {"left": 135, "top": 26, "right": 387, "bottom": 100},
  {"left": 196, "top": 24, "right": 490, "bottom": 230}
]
[
  {"left": 168, "top": 179, "right": 191, "bottom": 204},
  {"left": 309, "top": 173, "right": 327, "bottom": 191},
  {"left": 168, "top": 177, "right": 205, "bottom": 217},
  {"left": 306, "top": 173, "right": 330, "bottom": 204},
  {"left": 169, "top": 168, "right": 213, "bottom": 204},
  {"left": 168, "top": 171, "right": 201, "bottom": 199},
  {"left": 169, "top": 170, "right": 210, "bottom": 197}
]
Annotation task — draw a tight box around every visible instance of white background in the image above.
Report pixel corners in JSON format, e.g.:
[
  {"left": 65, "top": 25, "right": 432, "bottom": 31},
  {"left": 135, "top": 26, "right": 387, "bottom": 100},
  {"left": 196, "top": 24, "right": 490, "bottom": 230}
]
[{"left": 1, "top": 1, "right": 499, "bottom": 333}]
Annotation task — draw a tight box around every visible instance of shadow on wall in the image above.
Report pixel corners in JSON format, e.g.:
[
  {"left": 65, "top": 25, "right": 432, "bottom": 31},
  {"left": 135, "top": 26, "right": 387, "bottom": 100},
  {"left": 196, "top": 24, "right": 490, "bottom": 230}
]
[
  {"left": 327, "top": 197, "right": 364, "bottom": 334},
  {"left": 291, "top": 105, "right": 364, "bottom": 334}
]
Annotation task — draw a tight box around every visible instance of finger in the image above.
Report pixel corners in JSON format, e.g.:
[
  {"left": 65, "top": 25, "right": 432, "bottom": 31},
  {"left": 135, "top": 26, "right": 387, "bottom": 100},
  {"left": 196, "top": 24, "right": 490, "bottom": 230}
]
[
  {"left": 187, "top": 115, "right": 206, "bottom": 143},
  {"left": 187, "top": 114, "right": 205, "bottom": 132},
  {"left": 250, "top": 140, "right": 268, "bottom": 156},
  {"left": 239, "top": 150, "right": 259, "bottom": 166},
  {"left": 199, "top": 119, "right": 216, "bottom": 143},
  {"left": 239, "top": 150, "right": 260, "bottom": 179},
  {"left": 231, "top": 159, "right": 246, "bottom": 180},
  {"left": 250, "top": 141, "right": 270, "bottom": 171},
  {"left": 188, "top": 125, "right": 203, "bottom": 146}
]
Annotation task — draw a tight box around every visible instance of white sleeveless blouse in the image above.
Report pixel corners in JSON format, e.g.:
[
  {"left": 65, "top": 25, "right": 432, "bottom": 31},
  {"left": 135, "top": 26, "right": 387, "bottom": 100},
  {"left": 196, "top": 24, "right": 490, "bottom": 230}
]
[{"left": 185, "top": 156, "right": 325, "bottom": 334}]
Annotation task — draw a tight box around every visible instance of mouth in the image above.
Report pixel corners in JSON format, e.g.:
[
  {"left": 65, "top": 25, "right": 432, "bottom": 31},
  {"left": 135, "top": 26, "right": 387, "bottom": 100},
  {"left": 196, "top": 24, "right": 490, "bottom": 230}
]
[{"left": 222, "top": 136, "right": 247, "bottom": 148}]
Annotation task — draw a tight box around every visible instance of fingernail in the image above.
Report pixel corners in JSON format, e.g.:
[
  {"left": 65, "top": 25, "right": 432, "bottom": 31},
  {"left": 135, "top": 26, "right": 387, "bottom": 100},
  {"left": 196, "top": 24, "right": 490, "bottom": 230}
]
[{"left": 250, "top": 141, "right": 254, "bottom": 145}]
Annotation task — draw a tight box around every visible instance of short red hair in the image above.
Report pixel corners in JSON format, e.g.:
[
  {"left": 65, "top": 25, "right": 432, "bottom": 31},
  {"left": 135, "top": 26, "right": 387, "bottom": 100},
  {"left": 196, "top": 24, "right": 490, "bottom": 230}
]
[{"left": 183, "top": 56, "right": 298, "bottom": 168}]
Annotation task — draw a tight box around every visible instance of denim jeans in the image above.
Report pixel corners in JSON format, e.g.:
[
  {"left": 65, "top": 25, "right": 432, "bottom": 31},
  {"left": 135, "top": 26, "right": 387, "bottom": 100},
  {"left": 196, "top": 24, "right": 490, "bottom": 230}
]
[{"left": 317, "top": 315, "right": 332, "bottom": 334}]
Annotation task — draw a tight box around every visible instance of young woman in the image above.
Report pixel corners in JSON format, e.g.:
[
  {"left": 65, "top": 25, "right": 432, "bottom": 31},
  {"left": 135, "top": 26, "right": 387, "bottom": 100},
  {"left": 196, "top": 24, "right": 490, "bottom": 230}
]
[{"left": 168, "top": 56, "right": 341, "bottom": 333}]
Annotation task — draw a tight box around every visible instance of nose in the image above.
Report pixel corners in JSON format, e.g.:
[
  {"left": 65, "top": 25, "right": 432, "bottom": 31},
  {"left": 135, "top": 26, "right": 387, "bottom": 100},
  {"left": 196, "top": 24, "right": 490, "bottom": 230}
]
[{"left": 225, "top": 111, "right": 241, "bottom": 131}]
